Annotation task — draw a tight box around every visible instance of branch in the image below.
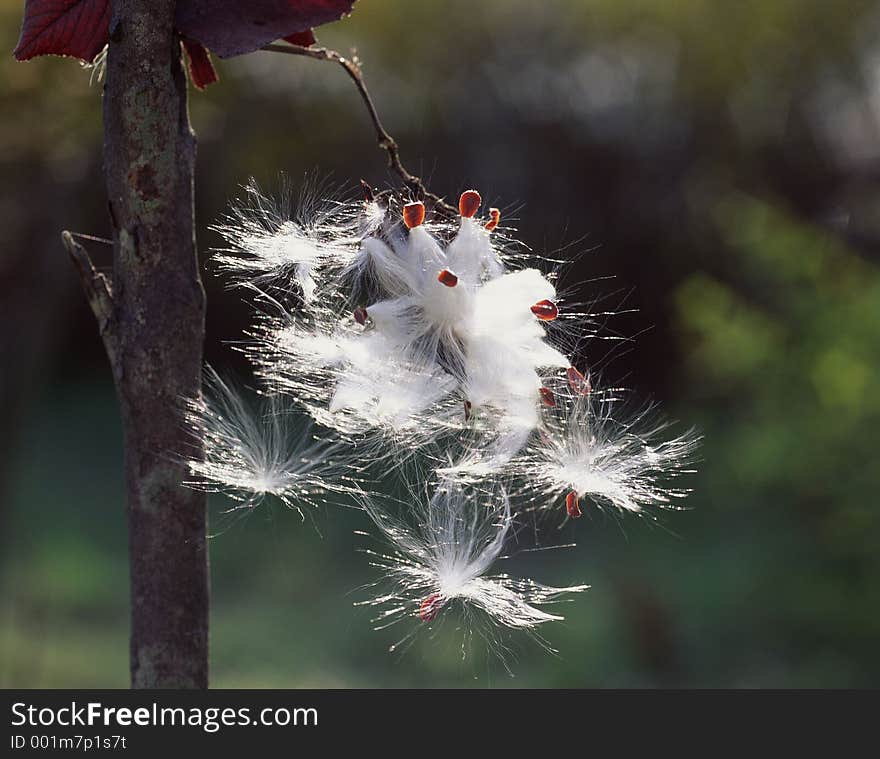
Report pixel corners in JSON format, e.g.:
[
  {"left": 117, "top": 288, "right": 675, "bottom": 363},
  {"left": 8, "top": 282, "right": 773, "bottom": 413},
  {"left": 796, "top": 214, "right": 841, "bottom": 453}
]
[
  {"left": 61, "top": 230, "right": 116, "bottom": 348},
  {"left": 261, "top": 42, "right": 458, "bottom": 218},
  {"left": 102, "top": 5, "right": 208, "bottom": 688}
]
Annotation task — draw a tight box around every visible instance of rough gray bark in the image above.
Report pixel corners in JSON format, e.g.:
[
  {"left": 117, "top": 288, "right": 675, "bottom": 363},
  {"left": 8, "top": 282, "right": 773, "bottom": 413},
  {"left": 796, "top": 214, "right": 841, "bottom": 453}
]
[{"left": 63, "top": 0, "right": 209, "bottom": 688}]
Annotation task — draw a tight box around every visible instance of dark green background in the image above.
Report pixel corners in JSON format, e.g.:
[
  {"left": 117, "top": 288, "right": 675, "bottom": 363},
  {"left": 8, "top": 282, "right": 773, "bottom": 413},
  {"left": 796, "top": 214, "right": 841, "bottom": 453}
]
[{"left": 2, "top": 0, "right": 879, "bottom": 687}]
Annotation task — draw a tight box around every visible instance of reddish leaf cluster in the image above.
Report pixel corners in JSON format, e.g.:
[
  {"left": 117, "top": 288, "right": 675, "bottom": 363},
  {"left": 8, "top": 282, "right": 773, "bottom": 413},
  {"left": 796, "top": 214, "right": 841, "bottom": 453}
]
[{"left": 14, "top": 0, "right": 357, "bottom": 89}]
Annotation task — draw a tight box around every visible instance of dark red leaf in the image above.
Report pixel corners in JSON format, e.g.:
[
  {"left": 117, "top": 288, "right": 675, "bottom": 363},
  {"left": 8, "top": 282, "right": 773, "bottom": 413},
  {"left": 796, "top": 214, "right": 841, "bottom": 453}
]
[
  {"left": 13, "top": 0, "right": 110, "bottom": 62},
  {"left": 182, "top": 38, "right": 218, "bottom": 90},
  {"left": 175, "top": 0, "right": 356, "bottom": 59},
  {"left": 284, "top": 29, "right": 317, "bottom": 47}
]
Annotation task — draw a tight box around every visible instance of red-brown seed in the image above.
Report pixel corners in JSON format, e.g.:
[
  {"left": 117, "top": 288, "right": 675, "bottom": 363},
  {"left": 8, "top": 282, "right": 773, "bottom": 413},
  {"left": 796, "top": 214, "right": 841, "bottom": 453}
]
[
  {"left": 566, "top": 366, "right": 591, "bottom": 396},
  {"left": 353, "top": 306, "right": 368, "bottom": 325},
  {"left": 360, "top": 179, "right": 374, "bottom": 203},
  {"left": 464, "top": 400, "right": 473, "bottom": 421},
  {"left": 419, "top": 592, "right": 443, "bottom": 622},
  {"left": 485, "top": 207, "right": 501, "bottom": 231},
  {"left": 539, "top": 387, "right": 556, "bottom": 407},
  {"left": 403, "top": 201, "right": 425, "bottom": 229},
  {"left": 566, "top": 491, "right": 582, "bottom": 519},
  {"left": 531, "top": 299, "right": 559, "bottom": 321},
  {"left": 438, "top": 268, "right": 459, "bottom": 287},
  {"left": 459, "top": 189, "right": 481, "bottom": 218}
]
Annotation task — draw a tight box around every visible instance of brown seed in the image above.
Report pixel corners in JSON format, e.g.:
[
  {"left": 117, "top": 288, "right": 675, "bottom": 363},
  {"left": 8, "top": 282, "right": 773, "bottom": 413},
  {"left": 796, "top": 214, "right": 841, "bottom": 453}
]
[
  {"left": 360, "top": 179, "right": 374, "bottom": 203},
  {"left": 566, "top": 366, "right": 591, "bottom": 395},
  {"left": 403, "top": 201, "right": 425, "bottom": 229},
  {"left": 459, "top": 189, "right": 481, "bottom": 218},
  {"left": 539, "top": 387, "right": 556, "bottom": 407},
  {"left": 531, "top": 299, "right": 559, "bottom": 321},
  {"left": 485, "top": 207, "right": 501, "bottom": 231},
  {"left": 353, "top": 306, "right": 369, "bottom": 325},
  {"left": 464, "top": 400, "right": 473, "bottom": 421},
  {"left": 437, "top": 268, "right": 459, "bottom": 287},
  {"left": 566, "top": 491, "right": 583, "bottom": 519},
  {"left": 419, "top": 592, "right": 443, "bottom": 622}
]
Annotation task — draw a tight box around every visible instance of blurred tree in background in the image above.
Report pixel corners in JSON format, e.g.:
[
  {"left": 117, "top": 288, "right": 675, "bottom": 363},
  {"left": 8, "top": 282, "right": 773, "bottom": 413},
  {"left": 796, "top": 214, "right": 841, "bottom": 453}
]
[{"left": 1, "top": 0, "right": 879, "bottom": 687}]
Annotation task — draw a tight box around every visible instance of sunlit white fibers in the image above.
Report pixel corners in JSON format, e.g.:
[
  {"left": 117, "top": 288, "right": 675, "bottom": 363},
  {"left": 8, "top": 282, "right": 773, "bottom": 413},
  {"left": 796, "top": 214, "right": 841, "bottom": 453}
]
[
  {"left": 184, "top": 369, "right": 350, "bottom": 515},
  {"left": 237, "top": 188, "right": 572, "bottom": 469},
  {"left": 211, "top": 179, "right": 384, "bottom": 301},
  {"left": 527, "top": 391, "right": 700, "bottom": 517},
  {"left": 357, "top": 479, "right": 588, "bottom": 642},
  {"left": 189, "top": 179, "right": 702, "bottom": 661}
]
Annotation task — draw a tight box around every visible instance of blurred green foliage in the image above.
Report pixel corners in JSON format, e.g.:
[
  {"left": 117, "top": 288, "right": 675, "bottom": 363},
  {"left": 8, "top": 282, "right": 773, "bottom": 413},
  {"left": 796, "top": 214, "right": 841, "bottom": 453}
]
[{"left": 2, "top": 0, "right": 879, "bottom": 687}]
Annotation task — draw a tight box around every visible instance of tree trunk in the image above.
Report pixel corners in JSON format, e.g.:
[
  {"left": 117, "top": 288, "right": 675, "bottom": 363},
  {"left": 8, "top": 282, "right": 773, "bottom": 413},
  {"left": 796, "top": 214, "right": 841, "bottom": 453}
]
[{"left": 66, "top": 0, "right": 209, "bottom": 688}]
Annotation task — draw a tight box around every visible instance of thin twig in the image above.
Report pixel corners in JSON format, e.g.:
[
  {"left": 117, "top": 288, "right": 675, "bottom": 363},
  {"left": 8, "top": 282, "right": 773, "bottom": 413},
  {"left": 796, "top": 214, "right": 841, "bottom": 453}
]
[
  {"left": 61, "top": 230, "right": 116, "bottom": 353},
  {"left": 261, "top": 42, "right": 458, "bottom": 218},
  {"left": 70, "top": 231, "right": 114, "bottom": 246}
]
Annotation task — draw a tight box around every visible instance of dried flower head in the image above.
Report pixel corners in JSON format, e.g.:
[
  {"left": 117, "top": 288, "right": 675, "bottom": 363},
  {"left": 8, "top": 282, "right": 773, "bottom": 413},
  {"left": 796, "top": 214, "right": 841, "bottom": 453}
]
[
  {"left": 221, "top": 185, "right": 572, "bottom": 467},
  {"left": 189, "top": 176, "right": 700, "bottom": 663}
]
